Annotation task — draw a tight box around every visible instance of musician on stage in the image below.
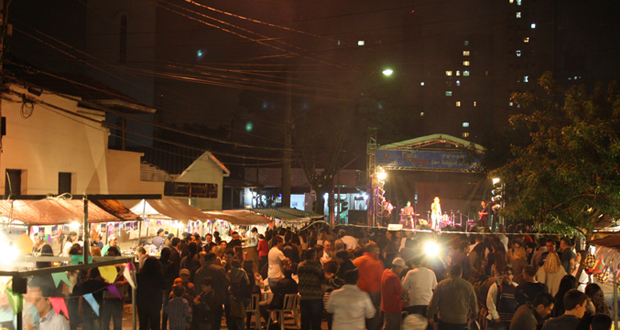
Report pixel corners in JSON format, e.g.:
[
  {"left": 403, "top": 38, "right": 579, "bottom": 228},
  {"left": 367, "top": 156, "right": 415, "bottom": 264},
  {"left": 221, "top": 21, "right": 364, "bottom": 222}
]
[
  {"left": 402, "top": 201, "right": 415, "bottom": 228},
  {"left": 430, "top": 196, "right": 442, "bottom": 231},
  {"left": 478, "top": 201, "right": 492, "bottom": 227}
]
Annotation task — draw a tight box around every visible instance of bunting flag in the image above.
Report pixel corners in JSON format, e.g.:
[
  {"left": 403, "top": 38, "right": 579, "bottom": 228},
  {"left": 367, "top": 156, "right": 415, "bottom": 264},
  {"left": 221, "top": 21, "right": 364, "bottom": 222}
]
[
  {"left": 83, "top": 293, "right": 100, "bottom": 316},
  {"left": 584, "top": 253, "right": 596, "bottom": 274},
  {"left": 46, "top": 234, "right": 51, "bottom": 243},
  {"left": 6, "top": 288, "right": 23, "bottom": 314},
  {"left": 49, "top": 297, "right": 69, "bottom": 319},
  {"left": 593, "top": 259, "right": 606, "bottom": 275},
  {"left": 51, "top": 226, "right": 58, "bottom": 235},
  {"left": 99, "top": 266, "right": 118, "bottom": 284},
  {"left": 51, "top": 272, "right": 71, "bottom": 288},
  {"left": 70, "top": 255, "right": 93, "bottom": 265},
  {"left": 106, "top": 284, "right": 123, "bottom": 300},
  {"left": 123, "top": 262, "right": 137, "bottom": 289}
]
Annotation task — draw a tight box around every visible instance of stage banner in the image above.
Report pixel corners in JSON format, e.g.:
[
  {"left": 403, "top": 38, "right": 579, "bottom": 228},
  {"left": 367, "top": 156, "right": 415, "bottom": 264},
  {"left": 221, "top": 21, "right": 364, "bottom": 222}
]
[{"left": 375, "top": 150, "right": 479, "bottom": 170}]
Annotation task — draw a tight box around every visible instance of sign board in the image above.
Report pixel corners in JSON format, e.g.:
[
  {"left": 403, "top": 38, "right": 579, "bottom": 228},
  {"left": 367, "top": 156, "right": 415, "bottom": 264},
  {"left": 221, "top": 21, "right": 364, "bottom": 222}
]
[{"left": 375, "top": 150, "right": 479, "bottom": 171}]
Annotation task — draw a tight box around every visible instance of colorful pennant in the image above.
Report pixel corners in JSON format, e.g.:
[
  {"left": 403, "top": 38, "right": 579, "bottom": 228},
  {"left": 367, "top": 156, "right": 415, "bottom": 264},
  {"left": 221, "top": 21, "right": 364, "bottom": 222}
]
[
  {"left": 83, "top": 293, "right": 99, "bottom": 316},
  {"left": 70, "top": 255, "right": 92, "bottom": 265},
  {"left": 99, "top": 266, "right": 118, "bottom": 284},
  {"left": 6, "top": 288, "right": 23, "bottom": 314},
  {"left": 123, "top": 262, "right": 137, "bottom": 289},
  {"left": 51, "top": 272, "right": 71, "bottom": 288},
  {"left": 106, "top": 284, "right": 122, "bottom": 300},
  {"left": 49, "top": 297, "right": 69, "bottom": 320}
]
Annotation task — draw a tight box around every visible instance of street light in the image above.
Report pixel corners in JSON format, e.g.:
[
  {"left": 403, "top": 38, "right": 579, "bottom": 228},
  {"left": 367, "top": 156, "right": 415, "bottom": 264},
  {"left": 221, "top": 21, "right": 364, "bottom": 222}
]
[{"left": 382, "top": 69, "right": 393, "bottom": 76}]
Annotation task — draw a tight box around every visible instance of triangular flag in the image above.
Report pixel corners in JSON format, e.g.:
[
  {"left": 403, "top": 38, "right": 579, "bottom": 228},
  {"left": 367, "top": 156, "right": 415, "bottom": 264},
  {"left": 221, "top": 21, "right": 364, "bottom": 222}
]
[
  {"left": 6, "top": 288, "right": 23, "bottom": 314},
  {"left": 51, "top": 272, "right": 71, "bottom": 288},
  {"left": 106, "top": 284, "right": 123, "bottom": 300},
  {"left": 70, "top": 255, "right": 92, "bottom": 265},
  {"left": 83, "top": 293, "right": 100, "bottom": 316},
  {"left": 99, "top": 266, "right": 118, "bottom": 284},
  {"left": 49, "top": 297, "right": 69, "bottom": 320},
  {"left": 123, "top": 263, "right": 137, "bottom": 289}
]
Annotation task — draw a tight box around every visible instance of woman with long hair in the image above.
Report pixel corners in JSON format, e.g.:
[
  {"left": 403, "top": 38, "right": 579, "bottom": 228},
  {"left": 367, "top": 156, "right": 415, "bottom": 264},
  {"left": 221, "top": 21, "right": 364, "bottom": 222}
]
[
  {"left": 585, "top": 283, "right": 611, "bottom": 316},
  {"left": 510, "top": 242, "right": 527, "bottom": 282},
  {"left": 491, "top": 250, "right": 508, "bottom": 278},
  {"left": 137, "top": 257, "right": 164, "bottom": 330},
  {"left": 536, "top": 252, "right": 567, "bottom": 296},
  {"left": 553, "top": 275, "right": 577, "bottom": 316}
]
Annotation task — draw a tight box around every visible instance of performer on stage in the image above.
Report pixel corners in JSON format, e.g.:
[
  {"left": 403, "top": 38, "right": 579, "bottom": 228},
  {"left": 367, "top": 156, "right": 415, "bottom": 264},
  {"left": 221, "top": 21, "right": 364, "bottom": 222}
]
[
  {"left": 430, "top": 196, "right": 442, "bottom": 231},
  {"left": 478, "top": 201, "right": 491, "bottom": 228},
  {"left": 402, "top": 201, "right": 415, "bottom": 228}
]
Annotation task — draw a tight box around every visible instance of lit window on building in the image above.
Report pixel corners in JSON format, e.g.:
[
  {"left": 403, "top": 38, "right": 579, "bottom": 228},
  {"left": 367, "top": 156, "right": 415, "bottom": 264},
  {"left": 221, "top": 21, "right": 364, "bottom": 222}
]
[
  {"left": 473, "top": 101, "right": 477, "bottom": 107},
  {"left": 463, "top": 61, "right": 470, "bottom": 66},
  {"left": 516, "top": 50, "right": 522, "bottom": 57},
  {"left": 456, "top": 101, "right": 461, "bottom": 107},
  {"left": 517, "top": 0, "right": 522, "bottom": 5},
  {"left": 421, "top": 82, "right": 425, "bottom": 86},
  {"left": 524, "top": 37, "right": 530, "bottom": 43},
  {"left": 463, "top": 51, "right": 470, "bottom": 56},
  {"left": 462, "top": 132, "right": 470, "bottom": 137},
  {"left": 509, "top": 0, "right": 514, "bottom": 3},
  {"left": 463, "top": 122, "right": 469, "bottom": 128},
  {"left": 446, "top": 91, "right": 453, "bottom": 96},
  {"left": 531, "top": 23, "right": 536, "bottom": 29},
  {"left": 524, "top": 76, "right": 529, "bottom": 82},
  {"left": 358, "top": 40, "right": 365, "bottom": 46},
  {"left": 456, "top": 71, "right": 461, "bottom": 76},
  {"left": 456, "top": 80, "right": 461, "bottom": 86},
  {"left": 446, "top": 71, "right": 453, "bottom": 76},
  {"left": 464, "top": 40, "right": 469, "bottom": 46},
  {"left": 463, "top": 71, "right": 470, "bottom": 76},
  {"left": 516, "top": 12, "right": 522, "bottom": 18}
]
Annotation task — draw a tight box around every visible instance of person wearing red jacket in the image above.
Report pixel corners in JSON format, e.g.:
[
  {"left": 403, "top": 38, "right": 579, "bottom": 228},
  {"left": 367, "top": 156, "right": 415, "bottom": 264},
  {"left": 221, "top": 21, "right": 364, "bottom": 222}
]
[
  {"left": 382, "top": 257, "right": 407, "bottom": 330},
  {"left": 353, "top": 243, "right": 384, "bottom": 330}
]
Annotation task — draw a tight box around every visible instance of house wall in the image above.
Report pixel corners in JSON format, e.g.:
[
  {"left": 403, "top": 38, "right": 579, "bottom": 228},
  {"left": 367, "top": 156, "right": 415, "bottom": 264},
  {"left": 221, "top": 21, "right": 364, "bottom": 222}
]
[
  {"left": 175, "top": 154, "right": 225, "bottom": 210},
  {"left": 106, "top": 149, "right": 164, "bottom": 194}
]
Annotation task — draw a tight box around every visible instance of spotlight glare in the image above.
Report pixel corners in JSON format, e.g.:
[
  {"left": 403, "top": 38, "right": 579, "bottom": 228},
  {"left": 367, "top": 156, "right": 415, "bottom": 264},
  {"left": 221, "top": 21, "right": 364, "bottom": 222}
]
[
  {"left": 377, "top": 172, "right": 387, "bottom": 180},
  {"left": 424, "top": 242, "right": 440, "bottom": 257},
  {"left": 382, "top": 69, "right": 393, "bottom": 76}
]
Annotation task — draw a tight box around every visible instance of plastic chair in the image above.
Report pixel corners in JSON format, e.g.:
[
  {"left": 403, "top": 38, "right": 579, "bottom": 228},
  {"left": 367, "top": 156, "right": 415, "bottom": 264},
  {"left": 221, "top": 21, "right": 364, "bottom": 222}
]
[
  {"left": 246, "top": 294, "right": 261, "bottom": 329},
  {"left": 267, "top": 293, "right": 300, "bottom": 330}
]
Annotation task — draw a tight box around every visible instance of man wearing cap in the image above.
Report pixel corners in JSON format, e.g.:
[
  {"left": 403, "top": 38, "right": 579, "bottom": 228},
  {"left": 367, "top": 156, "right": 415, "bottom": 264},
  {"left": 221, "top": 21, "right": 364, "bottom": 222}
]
[
  {"left": 152, "top": 229, "right": 166, "bottom": 251},
  {"left": 382, "top": 257, "right": 406, "bottom": 330}
]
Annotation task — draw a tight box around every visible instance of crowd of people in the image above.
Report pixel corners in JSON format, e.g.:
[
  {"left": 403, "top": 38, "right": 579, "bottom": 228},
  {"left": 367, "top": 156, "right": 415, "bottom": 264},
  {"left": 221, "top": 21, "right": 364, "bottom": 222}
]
[{"left": 9, "top": 223, "right": 617, "bottom": 330}]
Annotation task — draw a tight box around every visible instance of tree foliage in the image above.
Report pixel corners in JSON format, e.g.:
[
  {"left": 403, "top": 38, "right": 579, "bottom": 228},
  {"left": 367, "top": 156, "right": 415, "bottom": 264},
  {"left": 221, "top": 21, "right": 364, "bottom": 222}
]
[{"left": 491, "top": 72, "right": 620, "bottom": 233}]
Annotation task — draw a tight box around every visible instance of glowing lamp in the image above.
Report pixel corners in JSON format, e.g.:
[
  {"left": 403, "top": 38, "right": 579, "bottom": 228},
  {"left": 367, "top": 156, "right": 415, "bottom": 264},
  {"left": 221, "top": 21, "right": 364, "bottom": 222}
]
[
  {"left": 424, "top": 242, "right": 440, "bottom": 257},
  {"left": 382, "top": 69, "right": 393, "bottom": 76},
  {"left": 377, "top": 172, "right": 387, "bottom": 180},
  {"left": 492, "top": 177, "right": 500, "bottom": 185}
]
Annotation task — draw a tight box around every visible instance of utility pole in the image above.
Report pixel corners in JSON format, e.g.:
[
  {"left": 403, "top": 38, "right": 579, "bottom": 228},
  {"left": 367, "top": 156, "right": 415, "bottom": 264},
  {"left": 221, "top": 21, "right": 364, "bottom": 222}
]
[
  {"left": 282, "top": 70, "right": 292, "bottom": 208},
  {"left": 0, "top": 0, "right": 8, "bottom": 168}
]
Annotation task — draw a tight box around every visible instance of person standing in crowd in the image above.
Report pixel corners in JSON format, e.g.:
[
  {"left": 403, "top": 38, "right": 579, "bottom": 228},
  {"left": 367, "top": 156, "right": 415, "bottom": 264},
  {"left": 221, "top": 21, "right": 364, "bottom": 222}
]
[
  {"left": 257, "top": 234, "right": 269, "bottom": 276},
  {"left": 510, "top": 293, "right": 556, "bottom": 330},
  {"left": 487, "top": 266, "right": 519, "bottom": 330},
  {"left": 382, "top": 257, "right": 406, "bottom": 330},
  {"left": 326, "top": 269, "right": 376, "bottom": 330},
  {"left": 102, "top": 236, "right": 118, "bottom": 256},
  {"left": 559, "top": 238, "right": 576, "bottom": 275},
  {"left": 530, "top": 239, "right": 548, "bottom": 270},
  {"left": 137, "top": 257, "right": 164, "bottom": 330},
  {"left": 63, "top": 232, "right": 79, "bottom": 257},
  {"left": 516, "top": 266, "right": 549, "bottom": 306},
  {"left": 330, "top": 250, "right": 356, "bottom": 289},
  {"left": 30, "top": 284, "right": 69, "bottom": 330},
  {"left": 427, "top": 265, "right": 478, "bottom": 330},
  {"left": 539, "top": 240, "right": 556, "bottom": 268},
  {"left": 100, "top": 263, "right": 128, "bottom": 330},
  {"left": 205, "top": 234, "right": 217, "bottom": 250},
  {"left": 153, "top": 229, "right": 166, "bottom": 251},
  {"left": 194, "top": 253, "right": 228, "bottom": 330},
  {"left": 136, "top": 247, "right": 148, "bottom": 272},
  {"left": 268, "top": 236, "right": 290, "bottom": 288},
  {"left": 584, "top": 284, "right": 611, "bottom": 316},
  {"left": 353, "top": 243, "right": 384, "bottom": 330},
  {"left": 536, "top": 250, "right": 567, "bottom": 296},
  {"left": 194, "top": 278, "right": 221, "bottom": 330},
  {"left": 339, "top": 229, "right": 359, "bottom": 250},
  {"left": 590, "top": 314, "right": 612, "bottom": 330},
  {"left": 298, "top": 248, "right": 326, "bottom": 330},
  {"left": 165, "top": 285, "right": 192, "bottom": 330},
  {"left": 451, "top": 241, "right": 472, "bottom": 280},
  {"left": 541, "top": 290, "right": 588, "bottom": 330},
  {"left": 228, "top": 231, "right": 243, "bottom": 251},
  {"left": 402, "top": 256, "right": 438, "bottom": 316},
  {"left": 246, "top": 227, "right": 259, "bottom": 272}
]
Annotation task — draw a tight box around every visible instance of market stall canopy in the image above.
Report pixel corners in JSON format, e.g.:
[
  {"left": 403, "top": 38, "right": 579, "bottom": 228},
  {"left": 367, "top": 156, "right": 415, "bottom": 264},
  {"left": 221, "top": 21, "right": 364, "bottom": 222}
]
[
  {"left": 130, "top": 198, "right": 211, "bottom": 224},
  {"left": 0, "top": 199, "right": 122, "bottom": 225},
  {"left": 202, "top": 210, "right": 271, "bottom": 225},
  {"left": 251, "top": 207, "right": 324, "bottom": 223},
  {"left": 91, "top": 199, "right": 142, "bottom": 221},
  {"left": 589, "top": 235, "right": 620, "bottom": 265}
]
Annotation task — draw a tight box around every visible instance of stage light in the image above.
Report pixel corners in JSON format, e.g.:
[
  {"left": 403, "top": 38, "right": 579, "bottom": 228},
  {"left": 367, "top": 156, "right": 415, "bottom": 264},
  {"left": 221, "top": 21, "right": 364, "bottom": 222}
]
[
  {"left": 492, "top": 177, "right": 500, "bottom": 185},
  {"left": 377, "top": 172, "right": 387, "bottom": 180},
  {"left": 382, "top": 69, "right": 393, "bottom": 76},
  {"left": 424, "top": 242, "right": 440, "bottom": 257}
]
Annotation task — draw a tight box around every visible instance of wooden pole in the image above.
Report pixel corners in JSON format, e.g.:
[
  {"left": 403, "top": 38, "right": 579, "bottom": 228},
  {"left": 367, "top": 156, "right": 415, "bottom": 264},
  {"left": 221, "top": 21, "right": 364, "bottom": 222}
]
[
  {"left": 614, "top": 264, "right": 618, "bottom": 330},
  {"left": 83, "top": 195, "right": 90, "bottom": 265}
]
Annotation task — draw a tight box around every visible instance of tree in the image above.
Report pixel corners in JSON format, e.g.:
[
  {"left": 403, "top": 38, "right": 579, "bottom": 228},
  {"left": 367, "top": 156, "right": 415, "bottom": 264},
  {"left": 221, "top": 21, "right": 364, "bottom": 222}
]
[{"left": 491, "top": 72, "right": 620, "bottom": 235}]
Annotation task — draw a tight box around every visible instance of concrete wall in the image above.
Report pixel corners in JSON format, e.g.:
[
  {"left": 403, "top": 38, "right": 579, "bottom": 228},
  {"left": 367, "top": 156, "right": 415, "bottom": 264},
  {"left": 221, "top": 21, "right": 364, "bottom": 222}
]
[{"left": 176, "top": 153, "right": 226, "bottom": 210}]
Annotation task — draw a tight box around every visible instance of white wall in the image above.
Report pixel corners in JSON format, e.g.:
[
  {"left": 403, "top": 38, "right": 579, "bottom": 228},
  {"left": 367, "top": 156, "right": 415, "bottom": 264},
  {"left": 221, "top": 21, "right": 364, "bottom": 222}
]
[{"left": 176, "top": 153, "right": 226, "bottom": 210}]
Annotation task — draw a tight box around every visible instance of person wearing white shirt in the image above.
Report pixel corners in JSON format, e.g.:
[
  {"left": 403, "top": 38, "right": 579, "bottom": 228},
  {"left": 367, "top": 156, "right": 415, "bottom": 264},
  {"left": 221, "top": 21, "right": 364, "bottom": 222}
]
[
  {"left": 487, "top": 266, "right": 519, "bottom": 329},
  {"left": 268, "top": 236, "right": 289, "bottom": 288},
  {"left": 401, "top": 258, "right": 438, "bottom": 316},
  {"left": 326, "top": 269, "right": 376, "bottom": 330},
  {"left": 338, "top": 229, "right": 359, "bottom": 250},
  {"left": 31, "top": 286, "right": 69, "bottom": 330}
]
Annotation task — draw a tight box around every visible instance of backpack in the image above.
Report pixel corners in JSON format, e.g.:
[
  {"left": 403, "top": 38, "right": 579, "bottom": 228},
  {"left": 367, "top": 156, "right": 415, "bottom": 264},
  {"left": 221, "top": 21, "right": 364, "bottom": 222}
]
[{"left": 496, "top": 282, "right": 518, "bottom": 323}]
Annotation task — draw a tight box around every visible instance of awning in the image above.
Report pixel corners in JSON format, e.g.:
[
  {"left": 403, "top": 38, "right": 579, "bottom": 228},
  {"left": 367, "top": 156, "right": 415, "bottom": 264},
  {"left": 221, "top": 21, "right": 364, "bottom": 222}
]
[
  {"left": 90, "top": 199, "right": 142, "bottom": 221},
  {"left": 202, "top": 210, "right": 270, "bottom": 226},
  {"left": 251, "top": 207, "right": 324, "bottom": 223},
  {"left": 0, "top": 199, "right": 121, "bottom": 225},
  {"left": 130, "top": 198, "right": 211, "bottom": 224}
]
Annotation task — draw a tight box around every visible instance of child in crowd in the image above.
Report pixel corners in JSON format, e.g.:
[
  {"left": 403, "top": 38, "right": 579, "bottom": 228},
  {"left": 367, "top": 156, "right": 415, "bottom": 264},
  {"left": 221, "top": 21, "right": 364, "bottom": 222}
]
[
  {"left": 165, "top": 285, "right": 192, "bottom": 330},
  {"left": 193, "top": 278, "right": 220, "bottom": 330}
]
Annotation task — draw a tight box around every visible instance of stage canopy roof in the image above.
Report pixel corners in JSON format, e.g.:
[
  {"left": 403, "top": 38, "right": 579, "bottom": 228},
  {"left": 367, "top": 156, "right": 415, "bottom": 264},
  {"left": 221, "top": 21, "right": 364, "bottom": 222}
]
[
  {"left": 251, "top": 207, "right": 324, "bottom": 223},
  {"left": 130, "top": 198, "right": 211, "bottom": 224},
  {"left": 0, "top": 199, "right": 129, "bottom": 225}
]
